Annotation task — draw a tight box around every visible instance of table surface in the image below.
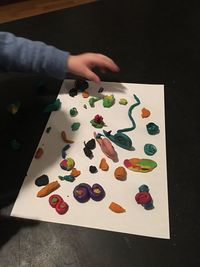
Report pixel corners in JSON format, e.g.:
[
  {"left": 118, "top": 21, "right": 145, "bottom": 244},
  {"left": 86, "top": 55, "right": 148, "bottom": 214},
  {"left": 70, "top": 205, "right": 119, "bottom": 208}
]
[{"left": 0, "top": 1, "right": 199, "bottom": 266}]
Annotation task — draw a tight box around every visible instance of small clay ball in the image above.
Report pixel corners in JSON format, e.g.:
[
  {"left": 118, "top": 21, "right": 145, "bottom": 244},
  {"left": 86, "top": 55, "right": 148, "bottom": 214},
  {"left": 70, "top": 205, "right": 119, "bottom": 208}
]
[
  {"left": 114, "top": 166, "right": 127, "bottom": 181},
  {"left": 89, "top": 166, "right": 98, "bottom": 173},
  {"left": 35, "top": 175, "right": 49, "bottom": 186}
]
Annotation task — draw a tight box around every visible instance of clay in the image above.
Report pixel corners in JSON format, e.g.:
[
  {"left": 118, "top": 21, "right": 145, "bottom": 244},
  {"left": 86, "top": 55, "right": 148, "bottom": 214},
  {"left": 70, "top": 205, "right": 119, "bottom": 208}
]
[
  {"left": 43, "top": 99, "right": 61, "bottom": 112},
  {"left": 37, "top": 181, "right": 60, "bottom": 197},
  {"left": 56, "top": 201, "right": 69, "bottom": 214},
  {"left": 71, "top": 122, "right": 81, "bottom": 131},
  {"left": 83, "top": 104, "right": 87, "bottom": 109},
  {"left": 61, "top": 131, "right": 74, "bottom": 143},
  {"left": 60, "top": 158, "right": 75, "bottom": 171},
  {"left": 70, "top": 107, "right": 78, "bottom": 117},
  {"left": 59, "top": 175, "right": 75, "bottom": 182},
  {"left": 94, "top": 132, "right": 118, "bottom": 162},
  {"left": 90, "top": 184, "right": 105, "bottom": 201},
  {"left": 69, "top": 88, "right": 78, "bottom": 97},
  {"left": 146, "top": 122, "right": 160, "bottom": 135},
  {"left": 73, "top": 183, "right": 91, "bottom": 203},
  {"left": 35, "top": 147, "right": 44, "bottom": 159},
  {"left": 49, "top": 194, "right": 63, "bottom": 208},
  {"left": 89, "top": 97, "right": 101, "bottom": 107},
  {"left": 119, "top": 98, "right": 128, "bottom": 105},
  {"left": 124, "top": 158, "right": 157, "bottom": 173},
  {"left": 35, "top": 174, "right": 49, "bottom": 186},
  {"left": 61, "top": 144, "right": 70, "bottom": 159},
  {"left": 135, "top": 184, "right": 154, "bottom": 210},
  {"left": 46, "top": 127, "right": 51, "bottom": 133},
  {"left": 109, "top": 202, "right": 126, "bottom": 213},
  {"left": 141, "top": 107, "right": 151, "bottom": 118},
  {"left": 70, "top": 168, "right": 81, "bottom": 177},
  {"left": 82, "top": 90, "right": 89, "bottom": 98},
  {"left": 114, "top": 166, "right": 127, "bottom": 181},
  {"left": 83, "top": 138, "right": 96, "bottom": 159},
  {"left": 98, "top": 87, "right": 104, "bottom": 93},
  {"left": 49, "top": 194, "right": 69, "bottom": 214},
  {"left": 90, "top": 114, "right": 106, "bottom": 128},
  {"left": 100, "top": 94, "right": 140, "bottom": 151},
  {"left": 89, "top": 165, "right": 98, "bottom": 173},
  {"left": 99, "top": 158, "right": 109, "bottom": 171},
  {"left": 75, "top": 79, "right": 89, "bottom": 91},
  {"left": 144, "top": 143, "right": 157, "bottom": 156},
  {"left": 103, "top": 95, "right": 115, "bottom": 107}
]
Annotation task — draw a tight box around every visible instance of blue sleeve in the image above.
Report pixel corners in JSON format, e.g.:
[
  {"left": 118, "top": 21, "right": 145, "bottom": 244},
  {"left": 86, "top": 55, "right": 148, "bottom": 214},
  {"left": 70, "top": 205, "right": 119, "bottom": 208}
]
[{"left": 0, "top": 32, "right": 69, "bottom": 79}]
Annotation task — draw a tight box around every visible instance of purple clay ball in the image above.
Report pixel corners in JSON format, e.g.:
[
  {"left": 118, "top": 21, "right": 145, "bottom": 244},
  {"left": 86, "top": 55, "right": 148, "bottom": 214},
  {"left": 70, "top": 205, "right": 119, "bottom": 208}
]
[
  {"left": 73, "top": 183, "right": 91, "bottom": 203},
  {"left": 90, "top": 183, "right": 105, "bottom": 201}
]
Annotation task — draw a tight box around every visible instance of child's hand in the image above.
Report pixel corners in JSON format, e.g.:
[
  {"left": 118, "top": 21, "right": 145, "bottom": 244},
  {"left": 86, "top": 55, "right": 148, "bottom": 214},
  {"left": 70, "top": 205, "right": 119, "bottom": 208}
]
[{"left": 67, "top": 53, "right": 120, "bottom": 83}]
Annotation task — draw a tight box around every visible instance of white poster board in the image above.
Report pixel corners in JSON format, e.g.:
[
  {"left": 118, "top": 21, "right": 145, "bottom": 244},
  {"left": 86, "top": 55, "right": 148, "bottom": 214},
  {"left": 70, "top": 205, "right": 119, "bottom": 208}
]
[{"left": 11, "top": 80, "right": 170, "bottom": 239}]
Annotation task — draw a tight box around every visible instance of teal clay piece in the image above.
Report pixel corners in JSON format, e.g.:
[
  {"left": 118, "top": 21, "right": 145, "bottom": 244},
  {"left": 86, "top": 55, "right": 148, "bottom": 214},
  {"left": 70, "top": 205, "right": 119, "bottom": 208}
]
[
  {"left": 89, "top": 97, "right": 101, "bottom": 107},
  {"left": 70, "top": 107, "right": 78, "bottom": 117},
  {"left": 146, "top": 122, "right": 160, "bottom": 135},
  {"left": 58, "top": 175, "right": 75, "bottom": 182},
  {"left": 71, "top": 122, "right": 80, "bottom": 131},
  {"left": 144, "top": 143, "right": 157, "bottom": 156},
  {"left": 100, "top": 94, "right": 140, "bottom": 150},
  {"left": 119, "top": 98, "right": 128, "bottom": 105},
  {"left": 43, "top": 99, "right": 61, "bottom": 112},
  {"left": 103, "top": 95, "right": 115, "bottom": 108}
]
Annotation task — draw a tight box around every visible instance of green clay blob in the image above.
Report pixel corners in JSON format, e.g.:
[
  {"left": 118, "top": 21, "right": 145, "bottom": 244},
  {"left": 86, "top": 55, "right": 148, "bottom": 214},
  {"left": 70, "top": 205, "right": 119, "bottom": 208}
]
[
  {"left": 103, "top": 95, "right": 115, "bottom": 108},
  {"left": 146, "top": 122, "right": 160, "bottom": 135},
  {"left": 43, "top": 99, "right": 61, "bottom": 112},
  {"left": 89, "top": 97, "right": 101, "bottom": 107},
  {"left": 70, "top": 107, "right": 78, "bottom": 117},
  {"left": 119, "top": 98, "right": 128, "bottom": 105},
  {"left": 71, "top": 122, "right": 80, "bottom": 131},
  {"left": 90, "top": 120, "right": 105, "bottom": 128},
  {"left": 144, "top": 143, "right": 157, "bottom": 156}
]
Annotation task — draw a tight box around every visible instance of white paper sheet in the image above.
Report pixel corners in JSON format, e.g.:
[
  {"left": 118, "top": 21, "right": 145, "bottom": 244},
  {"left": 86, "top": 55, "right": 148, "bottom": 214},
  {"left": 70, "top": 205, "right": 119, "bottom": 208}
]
[{"left": 11, "top": 80, "right": 170, "bottom": 239}]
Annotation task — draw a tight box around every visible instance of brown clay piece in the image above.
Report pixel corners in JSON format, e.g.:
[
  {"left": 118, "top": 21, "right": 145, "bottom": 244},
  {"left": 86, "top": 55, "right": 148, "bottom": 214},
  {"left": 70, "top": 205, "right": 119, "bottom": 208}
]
[
  {"left": 82, "top": 90, "right": 89, "bottom": 98},
  {"left": 109, "top": 202, "right": 126, "bottom": 213},
  {"left": 37, "top": 181, "right": 60, "bottom": 197},
  {"left": 61, "top": 131, "right": 74, "bottom": 143},
  {"left": 141, "top": 108, "right": 151, "bottom": 118},
  {"left": 114, "top": 166, "right": 127, "bottom": 181},
  {"left": 99, "top": 158, "right": 109, "bottom": 171},
  {"left": 35, "top": 147, "right": 44, "bottom": 159},
  {"left": 70, "top": 168, "right": 81, "bottom": 177}
]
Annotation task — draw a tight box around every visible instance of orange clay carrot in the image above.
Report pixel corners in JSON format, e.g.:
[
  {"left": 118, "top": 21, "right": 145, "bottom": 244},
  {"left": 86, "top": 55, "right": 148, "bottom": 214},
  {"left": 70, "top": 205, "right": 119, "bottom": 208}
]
[
  {"left": 99, "top": 158, "right": 109, "bottom": 171},
  {"left": 82, "top": 90, "right": 89, "bottom": 98},
  {"left": 109, "top": 202, "right": 126, "bottom": 213},
  {"left": 61, "top": 131, "right": 74, "bottom": 143},
  {"left": 37, "top": 181, "right": 60, "bottom": 197},
  {"left": 35, "top": 147, "right": 44, "bottom": 159},
  {"left": 141, "top": 107, "right": 151, "bottom": 118},
  {"left": 70, "top": 168, "right": 81, "bottom": 177}
]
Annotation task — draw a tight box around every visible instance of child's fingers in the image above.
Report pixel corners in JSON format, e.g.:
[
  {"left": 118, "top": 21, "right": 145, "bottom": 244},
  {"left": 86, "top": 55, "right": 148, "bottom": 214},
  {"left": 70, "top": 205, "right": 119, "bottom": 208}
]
[
  {"left": 92, "top": 54, "right": 120, "bottom": 72},
  {"left": 84, "top": 68, "right": 100, "bottom": 83}
]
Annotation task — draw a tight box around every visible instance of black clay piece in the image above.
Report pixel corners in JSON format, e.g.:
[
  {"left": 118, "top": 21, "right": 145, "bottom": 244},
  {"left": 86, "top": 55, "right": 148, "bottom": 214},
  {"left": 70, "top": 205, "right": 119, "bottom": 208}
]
[
  {"left": 75, "top": 79, "right": 89, "bottom": 92},
  {"left": 69, "top": 88, "right": 78, "bottom": 97},
  {"left": 89, "top": 165, "right": 98, "bottom": 173},
  {"left": 83, "top": 146, "right": 93, "bottom": 159},
  {"left": 35, "top": 175, "right": 49, "bottom": 186},
  {"left": 84, "top": 138, "right": 96, "bottom": 150}
]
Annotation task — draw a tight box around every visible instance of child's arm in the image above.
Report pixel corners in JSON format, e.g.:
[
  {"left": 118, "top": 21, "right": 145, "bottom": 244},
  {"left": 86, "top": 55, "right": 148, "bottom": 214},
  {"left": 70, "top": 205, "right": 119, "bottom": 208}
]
[{"left": 0, "top": 32, "right": 119, "bottom": 82}]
